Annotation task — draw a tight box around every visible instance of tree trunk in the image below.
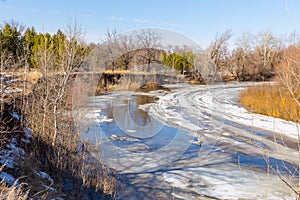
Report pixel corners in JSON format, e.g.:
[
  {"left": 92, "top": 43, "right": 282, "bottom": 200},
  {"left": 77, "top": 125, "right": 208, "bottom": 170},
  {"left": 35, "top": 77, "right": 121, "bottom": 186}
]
[{"left": 52, "top": 104, "right": 58, "bottom": 146}]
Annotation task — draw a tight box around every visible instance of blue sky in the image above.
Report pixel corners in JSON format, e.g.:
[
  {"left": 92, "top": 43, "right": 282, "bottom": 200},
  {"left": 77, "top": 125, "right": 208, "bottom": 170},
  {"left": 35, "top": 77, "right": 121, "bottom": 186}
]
[{"left": 1, "top": 0, "right": 300, "bottom": 48}]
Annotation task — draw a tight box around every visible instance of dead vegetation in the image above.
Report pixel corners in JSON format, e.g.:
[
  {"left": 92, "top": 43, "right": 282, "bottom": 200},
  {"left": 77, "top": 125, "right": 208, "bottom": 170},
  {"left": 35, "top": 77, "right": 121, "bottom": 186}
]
[
  {"left": 0, "top": 181, "right": 29, "bottom": 200},
  {"left": 239, "top": 42, "right": 300, "bottom": 123},
  {"left": 239, "top": 84, "right": 300, "bottom": 123}
]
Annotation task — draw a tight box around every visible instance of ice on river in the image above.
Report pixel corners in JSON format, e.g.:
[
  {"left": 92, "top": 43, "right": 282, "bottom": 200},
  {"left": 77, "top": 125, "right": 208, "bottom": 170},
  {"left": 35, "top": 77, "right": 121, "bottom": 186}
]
[{"left": 82, "top": 82, "right": 299, "bottom": 200}]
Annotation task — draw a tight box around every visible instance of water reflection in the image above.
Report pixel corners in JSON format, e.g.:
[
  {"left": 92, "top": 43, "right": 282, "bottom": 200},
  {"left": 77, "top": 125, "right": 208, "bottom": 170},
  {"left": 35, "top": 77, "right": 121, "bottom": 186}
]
[{"left": 130, "top": 95, "right": 155, "bottom": 126}]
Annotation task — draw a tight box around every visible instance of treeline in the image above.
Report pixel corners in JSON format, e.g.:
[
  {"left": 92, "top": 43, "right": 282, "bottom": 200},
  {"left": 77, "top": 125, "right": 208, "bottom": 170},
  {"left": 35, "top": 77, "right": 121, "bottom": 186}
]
[
  {"left": 1, "top": 21, "right": 299, "bottom": 83},
  {"left": 0, "top": 20, "right": 89, "bottom": 71},
  {"left": 209, "top": 30, "right": 286, "bottom": 81},
  {"left": 98, "top": 29, "right": 300, "bottom": 83}
]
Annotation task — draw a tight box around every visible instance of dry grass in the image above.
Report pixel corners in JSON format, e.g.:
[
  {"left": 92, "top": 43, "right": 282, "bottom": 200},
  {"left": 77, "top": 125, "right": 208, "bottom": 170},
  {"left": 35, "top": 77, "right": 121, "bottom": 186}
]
[
  {"left": 143, "top": 82, "right": 159, "bottom": 89},
  {"left": 113, "top": 82, "right": 141, "bottom": 91},
  {"left": 103, "top": 70, "right": 174, "bottom": 75},
  {"left": 0, "top": 183, "right": 29, "bottom": 200},
  {"left": 27, "top": 71, "right": 43, "bottom": 82},
  {"left": 189, "top": 80, "right": 201, "bottom": 84},
  {"left": 0, "top": 166, "right": 29, "bottom": 200},
  {"left": 239, "top": 84, "right": 300, "bottom": 123},
  {"left": 103, "top": 70, "right": 129, "bottom": 75}
]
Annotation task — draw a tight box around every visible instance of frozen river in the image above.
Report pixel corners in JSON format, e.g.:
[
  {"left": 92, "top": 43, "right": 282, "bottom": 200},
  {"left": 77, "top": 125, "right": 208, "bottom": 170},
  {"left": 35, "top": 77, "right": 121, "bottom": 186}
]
[{"left": 83, "top": 82, "right": 299, "bottom": 199}]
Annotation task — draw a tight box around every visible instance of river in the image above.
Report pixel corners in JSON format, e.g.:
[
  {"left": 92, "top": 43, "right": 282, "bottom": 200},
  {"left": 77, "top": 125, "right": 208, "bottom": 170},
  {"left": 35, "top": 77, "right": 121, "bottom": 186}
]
[{"left": 82, "top": 82, "right": 299, "bottom": 199}]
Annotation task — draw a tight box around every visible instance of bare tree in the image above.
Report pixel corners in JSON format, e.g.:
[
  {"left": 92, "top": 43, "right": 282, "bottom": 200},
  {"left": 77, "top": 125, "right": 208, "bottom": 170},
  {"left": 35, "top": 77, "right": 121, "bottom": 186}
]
[
  {"left": 135, "top": 29, "right": 161, "bottom": 72},
  {"left": 102, "top": 29, "right": 120, "bottom": 71},
  {"left": 207, "top": 29, "right": 232, "bottom": 82},
  {"left": 231, "top": 32, "right": 255, "bottom": 80},
  {"left": 118, "top": 34, "right": 136, "bottom": 70},
  {"left": 285, "top": 31, "right": 300, "bottom": 47},
  {"left": 51, "top": 20, "right": 86, "bottom": 146},
  {"left": 254, "top": 31, "right": 280, "bottom": 80},
  {"left": 210, "top": 29, "right": 232, "bottom": 71},
  {"left": 278, "top": 45, "right": 300, "bottom": 108}
]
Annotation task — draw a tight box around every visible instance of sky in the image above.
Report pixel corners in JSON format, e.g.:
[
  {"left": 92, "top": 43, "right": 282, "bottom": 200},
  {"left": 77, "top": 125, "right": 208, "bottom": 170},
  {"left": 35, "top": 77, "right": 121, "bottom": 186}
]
[{"left": 1, "top": 0, "right": 300, "bottom": 48}]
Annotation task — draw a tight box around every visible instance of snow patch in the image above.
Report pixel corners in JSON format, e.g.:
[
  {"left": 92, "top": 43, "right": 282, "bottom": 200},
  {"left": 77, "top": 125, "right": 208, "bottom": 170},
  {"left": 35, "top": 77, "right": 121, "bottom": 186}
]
[
  {"left": 0, "top": 172, "right": 16, "bottom": 186},
  {"left": 6, "top": 139, "right": 25, "bottom": 156},
  {"left": 163, "top": 172, "right": 189, "bottom": 188},
  {"left": 42, "top": 183, "right": 56, "bottom": 191},
  {"left": 35, "top": 171, "right": 54, "bottom": 183},
  {"left": 24, "top": 127, "right": 32, "bottom": 138}
]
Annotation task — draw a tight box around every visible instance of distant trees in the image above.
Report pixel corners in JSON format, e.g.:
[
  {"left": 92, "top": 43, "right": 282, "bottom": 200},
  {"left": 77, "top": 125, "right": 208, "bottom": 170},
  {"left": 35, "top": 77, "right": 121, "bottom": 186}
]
[
  {"left": 0, "top": 20, "right": 298, "bottom": 83},
  {"left": 0, "top": 20, "right": 26, "bottom": 70},
  {"left": 100, "top": 29, "right": 163, "bottom": 72},
  {"left": 118, "top": 34, "right": 135, "bottom": 70},
  {"left": 135, "top": 29, "right": 162, "bottom": 72},
  {"left": 160, "top": 50, "right": 195, "bottom": 74},
  {"left": 102, "top": 29, "right": 119, "bottom": 71},
  {"left": 0, "top": 21, "right": 88, "bottom": 71},
  {"left": 229, "top": 32, "right": 254, "bottom": 81},
  {"left": 101, "top": 29, "right": 198, "bottom": 74},
  {"left": 210, "top": 29, "right": 232, "bottom": 72},
  {"left": 97, "top": 28, "right": 297, "bottom": 81},
  {"left": 254, "top": 32, "right": 281, "bottom": 79},
  {"left": 0, "top": 21, "right": 24, "bottom": 56},
  {"left": 208, "top": 31, "right": 282, "bottom": 81}
]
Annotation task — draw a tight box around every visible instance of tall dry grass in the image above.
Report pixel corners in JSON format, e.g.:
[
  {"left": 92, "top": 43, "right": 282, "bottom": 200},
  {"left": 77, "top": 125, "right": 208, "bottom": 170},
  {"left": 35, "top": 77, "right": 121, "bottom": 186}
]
[
  {"left": 239, "top": 84, "right": 300, "bottom": 123},
  {"left": 0, "top": 166, "right": 29, "bottom": 200},
  {"left": 0, "top": 183, "right": 29, "bottom": 200}
]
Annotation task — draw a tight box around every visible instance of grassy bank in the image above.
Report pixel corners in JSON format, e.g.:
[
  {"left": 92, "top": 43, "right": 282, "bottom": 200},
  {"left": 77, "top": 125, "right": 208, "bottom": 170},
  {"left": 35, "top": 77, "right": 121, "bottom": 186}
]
[{"left": 239, "top": 84, "right": 300, "bottom": 123}]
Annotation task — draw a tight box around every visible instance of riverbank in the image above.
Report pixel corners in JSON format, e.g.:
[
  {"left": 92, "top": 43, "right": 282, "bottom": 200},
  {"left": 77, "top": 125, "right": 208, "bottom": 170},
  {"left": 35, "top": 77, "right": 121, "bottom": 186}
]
[
  {"left": 0, "top": 72, "right": 118, "bottom": 199},
  {"left": 94, "top": 70, "right": 188, "bottom": 94}
]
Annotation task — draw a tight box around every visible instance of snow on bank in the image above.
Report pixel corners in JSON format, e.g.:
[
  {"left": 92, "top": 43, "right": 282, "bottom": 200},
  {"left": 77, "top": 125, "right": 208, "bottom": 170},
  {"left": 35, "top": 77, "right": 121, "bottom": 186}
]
[
  {"left": 195, "top": 84, "right": 300, "bottom": 140},
  {"left": 0, "top": 137, "right": 26, "bottom": 170},
  {"left": 35, "top": 171, "right": 54, "bottom": 184},
  {"left": 149, "top": 83, "right": 300, "bottom": 140},
  {"left": 0, "top": 137, "right": 24, "bottom": 185},
  {"left": 163, "top": 165, "right": 294, "bottom": 200},
  {"left": 0, "top": 172, "right": 16, "bottom": 186}
]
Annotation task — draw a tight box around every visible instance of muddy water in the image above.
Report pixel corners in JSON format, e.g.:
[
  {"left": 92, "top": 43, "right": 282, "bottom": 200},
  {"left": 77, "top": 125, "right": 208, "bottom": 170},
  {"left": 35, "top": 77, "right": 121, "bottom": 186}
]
[{"left": 83, "top": 84, "right": 299, "bottom": 200}]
